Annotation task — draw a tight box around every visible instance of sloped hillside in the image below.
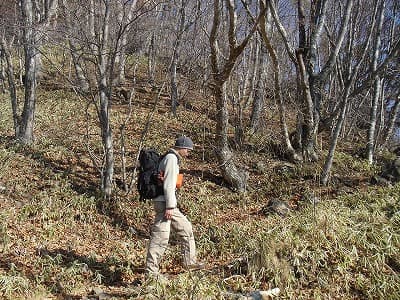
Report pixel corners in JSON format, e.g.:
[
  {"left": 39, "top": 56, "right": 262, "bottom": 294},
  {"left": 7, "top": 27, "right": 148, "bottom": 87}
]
[{"left": 0, "top": 62, "right": 399, "bottom": 300}]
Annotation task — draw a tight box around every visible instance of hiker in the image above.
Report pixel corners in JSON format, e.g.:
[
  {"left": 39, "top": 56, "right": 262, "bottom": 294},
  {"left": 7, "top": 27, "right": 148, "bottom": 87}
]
[{"left": 145, "top": 136, "right": 204, "bottom": 277}]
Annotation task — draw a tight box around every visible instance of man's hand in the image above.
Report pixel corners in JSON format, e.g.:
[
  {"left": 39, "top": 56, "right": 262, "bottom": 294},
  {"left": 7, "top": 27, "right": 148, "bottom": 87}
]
[
  {"left": 165, "top": 208, "right": 174, "bottom": 220},
  {"left": 157, "top": 171, "right": 165, "bottom": 182}
]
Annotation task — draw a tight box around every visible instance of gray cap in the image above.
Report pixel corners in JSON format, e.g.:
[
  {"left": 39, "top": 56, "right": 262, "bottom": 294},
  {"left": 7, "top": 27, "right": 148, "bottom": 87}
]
[{"left": 175, "top": 136, "right": 194, "bottom": 150}]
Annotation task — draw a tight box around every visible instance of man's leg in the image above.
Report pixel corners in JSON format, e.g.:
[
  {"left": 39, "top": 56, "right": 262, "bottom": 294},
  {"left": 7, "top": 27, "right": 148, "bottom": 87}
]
[
  {"left": 170, "top": 208, "right": 197, "bottom": 267},
  {"left": 145, "top": 201, "right": 171, "bottom": 274}
]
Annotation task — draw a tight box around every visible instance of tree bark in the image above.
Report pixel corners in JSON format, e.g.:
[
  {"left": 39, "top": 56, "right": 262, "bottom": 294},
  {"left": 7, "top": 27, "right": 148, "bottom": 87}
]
[
  {"left": 98, "top": 0, "right": 114, "bottom": 200},
  {"left": 320, "top": 0, "right": 380, "bottom": 184},
  {"left": 147, "top": 33, "right": 156, "bottom": 83},
  {"left": 0, "top": 37, "right": 19, "bottom": 136},
  {"left": 69, "top": 40, "right": 90, "bottom": 93},
  {"left": 213, "top": 81, "right": 248, "bottom": 191},
  {"left": 321, "top": 89, "right": 350, "bottom": 185},
  {"left": 296, "top": 50, "right": 317, "bottom": 161},
  {"left": 209, "top": 0, "right": 265, "bottom": 191},
  {"left": 170, "top": 0, "right": 187, "bottom": 116},
  {"left": 249, "top": 66, "right": 264, "bottom": 133},
  {"left": 19, "top": 0, "right": 37, "bottom": 144},
  {"left": 380, "top": 96, "right": 400, "bottom": 150},
  {"left": 367, "top": 0, "right": 385, "bottom": 164},
  {"left": 258, "top": 0, "right": 298, "bottom": 161},
  {"left": 16, "top": 0, "right": 58, "bottom": 144},
  {"left": 113, "top": 1, "right": 136, "bottom": 85},
  {"left": 60, "top": 0, "right": 90, "bottom": 93}
]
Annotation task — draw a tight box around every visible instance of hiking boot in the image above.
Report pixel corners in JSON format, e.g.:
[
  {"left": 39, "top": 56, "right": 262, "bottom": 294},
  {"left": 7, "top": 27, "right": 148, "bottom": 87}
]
[{"left": 185, "top": 261, "right": 206, "bottom": 271}]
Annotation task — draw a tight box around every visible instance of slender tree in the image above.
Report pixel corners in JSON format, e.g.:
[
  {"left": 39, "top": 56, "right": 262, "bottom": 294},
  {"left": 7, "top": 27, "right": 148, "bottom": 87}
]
[
  {"left": 170, "top": 0, "right": 189, "bottom": 116},
  {"left": 321, "top": 0, "right": 381, "bottom": 184},
  {"left": 60, "top": 0, "right": 141, "bottom": 200},
  {"left": 257, "top": 0, "right": 298, "bottom": 161},
  {"left": 367, "top": 0, "right": 385, "bottom": 164}
]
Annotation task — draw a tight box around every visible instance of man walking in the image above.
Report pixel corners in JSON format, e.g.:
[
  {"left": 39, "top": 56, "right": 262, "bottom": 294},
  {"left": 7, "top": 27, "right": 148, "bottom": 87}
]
[{"left": 145, "top": 136, "right": 203, "bottom": 277}]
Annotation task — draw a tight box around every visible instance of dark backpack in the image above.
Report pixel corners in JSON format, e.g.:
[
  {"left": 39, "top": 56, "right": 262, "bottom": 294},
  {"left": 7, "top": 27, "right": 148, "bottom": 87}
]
[
  {"left": 137, "top": 149, "right": 181, "bottom": 201},
  {"left": 137, "top": 149, "right": 164, "bottom": 201}
]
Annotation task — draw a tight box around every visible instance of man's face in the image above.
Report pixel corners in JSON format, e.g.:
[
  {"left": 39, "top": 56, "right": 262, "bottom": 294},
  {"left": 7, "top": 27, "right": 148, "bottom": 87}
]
[{"left": 178, "top": 148, "right": 191, "bottom": 157}]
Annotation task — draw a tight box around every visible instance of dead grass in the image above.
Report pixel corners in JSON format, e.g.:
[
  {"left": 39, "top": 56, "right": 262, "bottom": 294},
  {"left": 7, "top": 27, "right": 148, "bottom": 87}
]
[{"left": 0, "top": 62, "right": 399, "bottom": 299}]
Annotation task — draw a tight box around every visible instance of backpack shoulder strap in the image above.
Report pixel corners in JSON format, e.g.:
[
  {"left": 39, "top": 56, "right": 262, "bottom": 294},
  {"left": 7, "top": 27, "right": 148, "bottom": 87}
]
[{"left": 163, "top": 150, "right": 181, "bottom": 166}]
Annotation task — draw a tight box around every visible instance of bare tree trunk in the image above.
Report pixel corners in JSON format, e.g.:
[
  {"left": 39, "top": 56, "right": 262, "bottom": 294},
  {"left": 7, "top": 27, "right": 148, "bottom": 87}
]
[
  {"left": 213, "top": 81, "right": 248, "bottom": 191},
  {"left": 296, "top": 0, "right": 321, "bottom": 161},
  {"left": 88, "top": 0, "right": 96, "bottom": 47},
  {"left": 258, "top": 0, "right": 298, "bottom": 161},
  {"left": 98, "top": 1, "right": 114, "bottom": 200},
  {"left": 0, "top": 37, "right": 19, "bottom": 136},
  {"left": 241, "top": 35, "right": 259, "bottom": 109},
  {"left": 60, "top": 0, "right": 90, "bottom": 93},
  {"left": 321, "top": 90, "right": 350, "bottom": 185},
  {"left": 17, "top": 0, "right": 58, "bottom": 144},
  {"left": 69, "top": 40, "right": 90, "bottom": 93},
  {"left": 209, "top": 0, "right": 265, "bottom": 191},
  {"left": 294, "top": 0, "right": 352, "bottom": 161},
  {"left": 296, "top": 50, "right": 317, "bottom": 161},
  {"left": 232, "top": 79, "right": 245, "bottom": 148},
  {"left": 170, "top": 58, "right": 179, "bottom": 116},
  {"left": 367, "top": 1, "right": 385, "bottom": 164},
  {"left": 0, "top": 53, "right": 6, "bottom": 94},
  {"left": 61, "top": 0, "right": 140, "bottom": 199},
  {"left": 99, "top": 84, "right": 114, "bottom": 200},
  {"left": 233, "top": 30, "right": 258, "bottom": 147},
  {"left": 379, "top": 1, "right": 400, "bottom": 151},
  {"left": 169, "top": 0, "right": 187, "bottom": 116},
  {"left": 250, "top": 66, "right": 264, "bottom": 133},
  {"left": 113, "top": 1, "right": 136, "bottom": 85},
  {"left": 147, "top": 33, "right": 156, "bottom": 83},
  {"left": 321, "top": 0, "right": 379, "bottom": 184},
  {"left": 380, "top": 96, "right": 400, "bottom": 150},
  {"left": 376, "top": 84, "right": 386, "bottom": 149},
  {"left": 19, "top": 0, "right": 37, "bottom": 144}
]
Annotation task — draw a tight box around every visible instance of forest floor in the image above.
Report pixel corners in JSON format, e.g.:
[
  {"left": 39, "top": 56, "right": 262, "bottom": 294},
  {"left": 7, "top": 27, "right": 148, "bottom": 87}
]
[{"left": 0, "top": 66, "right": 399, "bottom": 299}]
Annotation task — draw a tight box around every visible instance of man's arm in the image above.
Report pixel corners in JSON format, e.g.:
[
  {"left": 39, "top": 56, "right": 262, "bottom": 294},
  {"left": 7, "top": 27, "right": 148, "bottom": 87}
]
[{"left": 162, "top": 154, "right": 179, "bottom": 215}]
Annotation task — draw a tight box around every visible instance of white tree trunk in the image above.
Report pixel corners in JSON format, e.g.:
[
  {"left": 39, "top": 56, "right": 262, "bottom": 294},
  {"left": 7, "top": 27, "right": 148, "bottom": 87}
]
[
  {"left": 249, "top": 62, "right": 264, "bottom": 133},
  {"left": 367, "top": 0, "right": 385, "bottom": 164},
  {"left": 113, "top": 1, "right": 136, "bottom": 85},
  {"left": 381, "top": 96, "right": 400, "bottom": 150},
  {"left": 69, "top": 40, "right": 90, "bottom": 93}
]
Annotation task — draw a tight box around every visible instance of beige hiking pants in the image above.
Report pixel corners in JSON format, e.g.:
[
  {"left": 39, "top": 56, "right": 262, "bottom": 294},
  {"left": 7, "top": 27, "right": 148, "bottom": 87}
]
[{"left": 145, "top": 201, "right": 197, "bottom": 274}]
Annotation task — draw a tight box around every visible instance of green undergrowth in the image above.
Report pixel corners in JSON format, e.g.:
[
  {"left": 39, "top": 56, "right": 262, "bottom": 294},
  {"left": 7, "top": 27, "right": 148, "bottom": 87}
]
[{"left": 242, "top": 187, "right": 400, "bottom": 299}]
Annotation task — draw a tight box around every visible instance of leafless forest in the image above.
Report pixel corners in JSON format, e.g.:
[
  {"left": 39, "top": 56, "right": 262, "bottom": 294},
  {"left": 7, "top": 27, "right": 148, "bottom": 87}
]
[
  {"left": 0, "top": 1, "right": 399, "bottom": 298},
  {"left": 1, "top": 0, "right": 399, "bottom": 196}
]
